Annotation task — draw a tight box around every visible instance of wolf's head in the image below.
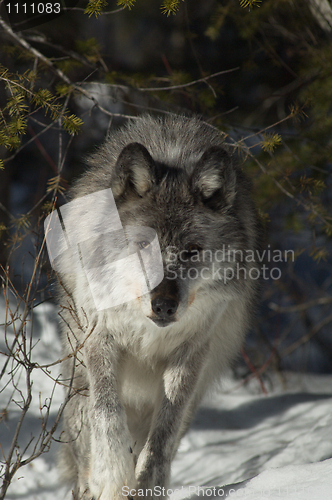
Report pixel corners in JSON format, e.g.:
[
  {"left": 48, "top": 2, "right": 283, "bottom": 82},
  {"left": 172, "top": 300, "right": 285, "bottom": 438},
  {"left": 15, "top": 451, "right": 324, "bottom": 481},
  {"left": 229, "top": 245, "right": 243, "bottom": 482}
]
[{"left": 107, "top": 140, "right": 257, "bottom": 327}]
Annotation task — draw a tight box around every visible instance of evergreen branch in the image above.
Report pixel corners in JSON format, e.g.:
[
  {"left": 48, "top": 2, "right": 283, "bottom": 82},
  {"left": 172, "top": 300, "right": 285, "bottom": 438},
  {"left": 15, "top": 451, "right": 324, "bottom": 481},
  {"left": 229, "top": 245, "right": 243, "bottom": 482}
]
[
  {"left": 85, "top": 0, "right": 108, "bottom": 17},
  {"left": 239, "top": 0, "right": 261, "bottom": 10},
  {"left": 117, "top": 0, "right": 136, "bottom": 9},
  {"left": 2, "top": 120, "right": 56, "bottom": 165},
  {"left": 203, "top": 113, "right": 330, "bottom": 233},
  {"left": 0, "top": 73, "right": 83, "bottom": 137},
  {"left": 261, "top": 133, "right": 282, "bottom": 153},
  {"left": 229, "top": 134, "right": 331, "bottom": 229},
  {"left": 161, "top": 0, "right": 183, "bottom": 16},
  {"left": 0, "top": 16, "right": 137, "bottom": 122},
  {"left": 13, "top": 214, "right": 32, "bottom": 231},
  {"left": 240, "top": 114, "right": 293, "bottom": 143},
  {"left": 46, "top": 175, "right": 66, "bottom": 194}
]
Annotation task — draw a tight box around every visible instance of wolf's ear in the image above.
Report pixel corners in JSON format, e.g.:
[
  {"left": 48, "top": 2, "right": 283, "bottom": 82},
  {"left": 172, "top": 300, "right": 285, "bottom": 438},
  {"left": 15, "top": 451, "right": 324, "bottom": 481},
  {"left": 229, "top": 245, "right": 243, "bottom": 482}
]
[
  {"left": 112, "top": 142, "right": 156, "bottom": 198},
  {"left": 191, "top": 146, "right": 237, "bottom": 210}
]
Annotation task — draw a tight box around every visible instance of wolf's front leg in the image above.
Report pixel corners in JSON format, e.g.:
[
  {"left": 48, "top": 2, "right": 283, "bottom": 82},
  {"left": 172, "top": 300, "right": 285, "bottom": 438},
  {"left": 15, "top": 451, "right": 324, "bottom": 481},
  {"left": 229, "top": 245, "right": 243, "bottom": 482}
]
[
  {"left": 84, "top": 335, "right": 136, "bottom": 500},
  {"left": 135, "top": 343, "right": 209, "bottom": 499}
]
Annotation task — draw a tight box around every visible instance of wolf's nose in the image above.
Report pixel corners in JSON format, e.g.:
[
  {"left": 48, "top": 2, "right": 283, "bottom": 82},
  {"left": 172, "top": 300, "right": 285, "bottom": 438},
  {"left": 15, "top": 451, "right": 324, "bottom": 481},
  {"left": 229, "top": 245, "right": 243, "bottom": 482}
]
[{"left": 151, "top": 296, "right": 178, "bottom": 319}]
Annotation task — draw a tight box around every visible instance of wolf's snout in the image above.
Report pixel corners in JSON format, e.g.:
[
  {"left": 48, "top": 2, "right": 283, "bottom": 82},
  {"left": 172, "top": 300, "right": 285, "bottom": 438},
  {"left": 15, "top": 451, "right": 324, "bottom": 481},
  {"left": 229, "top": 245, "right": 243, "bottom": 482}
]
[{"left": 151, "top": 296, "right": 178, "bottom": 319}]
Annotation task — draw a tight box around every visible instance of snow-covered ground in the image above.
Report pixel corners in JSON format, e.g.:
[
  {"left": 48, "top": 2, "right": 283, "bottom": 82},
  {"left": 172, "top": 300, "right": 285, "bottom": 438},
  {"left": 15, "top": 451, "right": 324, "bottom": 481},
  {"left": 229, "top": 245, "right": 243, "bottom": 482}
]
[{"left": 1, "top": 300, "right": 332, "bottom": 499}]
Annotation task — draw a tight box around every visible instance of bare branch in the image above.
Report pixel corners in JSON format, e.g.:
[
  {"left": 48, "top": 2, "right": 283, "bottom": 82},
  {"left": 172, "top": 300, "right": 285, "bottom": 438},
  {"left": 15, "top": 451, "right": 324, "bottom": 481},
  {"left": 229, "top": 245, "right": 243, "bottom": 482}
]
[
  {"left": 269, "top": 296, "right": 332, "bottom": 313},
  {"left": 137, "top": 68, "right": 240, "bottom": 92}
]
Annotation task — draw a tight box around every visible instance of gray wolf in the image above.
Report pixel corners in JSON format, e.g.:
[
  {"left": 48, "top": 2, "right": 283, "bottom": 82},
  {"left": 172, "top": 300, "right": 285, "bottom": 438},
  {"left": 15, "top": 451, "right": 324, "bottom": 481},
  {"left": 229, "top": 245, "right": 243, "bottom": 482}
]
[{"left": 53, "top": 115, "right": 261, "bottom": 499}]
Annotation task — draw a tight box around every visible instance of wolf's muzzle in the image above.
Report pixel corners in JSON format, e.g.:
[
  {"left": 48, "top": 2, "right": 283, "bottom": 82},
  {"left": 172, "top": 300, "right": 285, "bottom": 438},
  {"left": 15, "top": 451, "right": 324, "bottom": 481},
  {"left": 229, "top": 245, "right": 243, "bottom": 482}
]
[{"left": 150, "top": 295, "right": 178, "bottom": 326}]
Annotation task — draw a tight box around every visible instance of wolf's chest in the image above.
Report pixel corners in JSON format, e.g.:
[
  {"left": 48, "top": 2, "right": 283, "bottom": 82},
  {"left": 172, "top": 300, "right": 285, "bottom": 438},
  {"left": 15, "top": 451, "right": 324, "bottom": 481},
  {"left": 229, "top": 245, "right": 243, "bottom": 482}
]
[{"left": 117, "top": 353, "right": 164, "bottom": 409}]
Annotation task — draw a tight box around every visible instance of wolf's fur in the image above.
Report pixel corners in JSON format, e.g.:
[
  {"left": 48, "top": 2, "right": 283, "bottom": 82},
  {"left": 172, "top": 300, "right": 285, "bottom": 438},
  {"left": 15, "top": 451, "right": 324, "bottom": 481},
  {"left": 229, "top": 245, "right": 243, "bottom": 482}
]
[{"left": 57, "top": 115, "right": 261, "bottom": 499}]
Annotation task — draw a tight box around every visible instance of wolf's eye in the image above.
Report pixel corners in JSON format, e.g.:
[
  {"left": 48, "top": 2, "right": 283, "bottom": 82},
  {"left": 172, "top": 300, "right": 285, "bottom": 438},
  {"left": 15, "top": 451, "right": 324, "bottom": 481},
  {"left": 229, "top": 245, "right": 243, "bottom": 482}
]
[
  {"left": 138, "top": 240, "right": 150, "bottom": 250},
  {"left": 186, "top": 244, "right": 202, "bottom": 256}
]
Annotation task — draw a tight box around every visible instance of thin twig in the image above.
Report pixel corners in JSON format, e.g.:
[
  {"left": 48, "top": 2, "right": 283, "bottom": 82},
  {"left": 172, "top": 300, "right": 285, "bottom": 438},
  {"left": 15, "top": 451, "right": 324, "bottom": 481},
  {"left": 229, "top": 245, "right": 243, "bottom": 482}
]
[
  {"left": 281, "top": 311, "right": 332, "bottom": 356},
  {"left": 269, "top": 296, "right": 332, "bottom": 313},
  {"left": 137, "top": 68, "right": 240, "bottom": 92}
]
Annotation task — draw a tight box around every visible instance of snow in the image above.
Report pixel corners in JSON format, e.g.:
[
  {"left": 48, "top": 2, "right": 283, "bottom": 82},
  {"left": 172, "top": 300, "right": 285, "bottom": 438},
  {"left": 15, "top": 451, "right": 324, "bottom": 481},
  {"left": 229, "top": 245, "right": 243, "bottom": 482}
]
[
  {"left": 1, "top": 300, "right": 332, "bottom": 499},
  {"left": 171, "top": 381, "right": 332, "bottom": 499}
]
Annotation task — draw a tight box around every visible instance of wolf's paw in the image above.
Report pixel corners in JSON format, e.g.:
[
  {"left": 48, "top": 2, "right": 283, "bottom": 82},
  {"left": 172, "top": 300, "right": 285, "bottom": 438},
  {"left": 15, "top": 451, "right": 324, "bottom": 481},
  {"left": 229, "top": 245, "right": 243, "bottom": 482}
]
[
  {"left": 88, "top": 480, "right": 135, "bottom": 500},
  {"left": 88, "top": 453, "right": 136, "bottom": 500},
  {"left": 135, "top": 449, "right": 170, "bottom": 499}
]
